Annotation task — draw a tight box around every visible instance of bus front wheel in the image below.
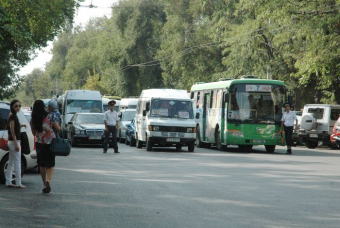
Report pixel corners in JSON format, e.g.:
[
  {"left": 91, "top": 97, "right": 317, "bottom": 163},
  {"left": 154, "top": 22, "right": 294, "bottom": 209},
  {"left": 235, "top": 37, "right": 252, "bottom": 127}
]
[{"left": 265, "top": 145, "right": 276, "bottom": 153}]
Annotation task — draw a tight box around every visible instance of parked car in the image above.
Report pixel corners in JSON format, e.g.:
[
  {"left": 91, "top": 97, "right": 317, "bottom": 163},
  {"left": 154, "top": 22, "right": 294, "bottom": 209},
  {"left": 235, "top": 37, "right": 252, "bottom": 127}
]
[
  {"left": 118, "top": 109, "right": 136, "bottom": 143},
  {"left": 67, "top": 113, "right": 112, "bottom": 146},
  {"left": 0, "top": 101, "right": 37, "bottom": 184},
  {"left": 299, "top": 104, "right": 340, "bottom": 149},
  {"left": 330, "top": 115, "right": 340, "bottom": 149},
  {"left": 125, "top": 119, "right": 136, "bottom": 146}
]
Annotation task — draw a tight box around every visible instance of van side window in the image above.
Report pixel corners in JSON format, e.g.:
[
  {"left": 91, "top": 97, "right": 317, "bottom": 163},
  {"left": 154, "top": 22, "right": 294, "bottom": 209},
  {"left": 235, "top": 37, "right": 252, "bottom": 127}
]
[
  {"left": 331, "top": 109, "right": 340, "bottom": 120},
  {"left": 0, "top": 108, "right": 10, "bottom": 130}
]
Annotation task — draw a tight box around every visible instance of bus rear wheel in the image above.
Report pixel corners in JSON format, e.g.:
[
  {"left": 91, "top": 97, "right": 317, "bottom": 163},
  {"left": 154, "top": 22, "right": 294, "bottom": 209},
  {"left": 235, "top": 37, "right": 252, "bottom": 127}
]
[{"left": 265, "top": 145, "right": 276, "bottom": 153}]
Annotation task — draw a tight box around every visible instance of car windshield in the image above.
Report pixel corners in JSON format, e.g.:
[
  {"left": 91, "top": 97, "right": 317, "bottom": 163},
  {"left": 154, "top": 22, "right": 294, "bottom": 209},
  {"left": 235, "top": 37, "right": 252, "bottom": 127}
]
[
  {"left": 122, "top": 111, "right": 136, "bottom": 121},
  {"left": 76, "top": 115, "right": 104, "bottom": 124},
  {"left": 150, "top": 99, "right": 193, "bottom": 119},
  {"left": 67, "top": 100, "right": 103, "bottom": 114},
  {"left": 228, "top": 84, "right": 286, "bottom": 124}
]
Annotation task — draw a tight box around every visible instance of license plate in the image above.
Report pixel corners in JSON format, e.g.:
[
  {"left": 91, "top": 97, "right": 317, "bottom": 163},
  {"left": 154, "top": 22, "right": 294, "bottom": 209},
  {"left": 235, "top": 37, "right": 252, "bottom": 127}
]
[
  {"left": 252, "top": 140, "right": 265, "bottom": 143},
  {"left": 166, "top": 138, "right": 180, "bottom": 142},
  {"left": 309, "top": 134, "right": 318, "bottom": 138},
  {"left": 89, "top": 136, "right": 101, "bottom": 140}
]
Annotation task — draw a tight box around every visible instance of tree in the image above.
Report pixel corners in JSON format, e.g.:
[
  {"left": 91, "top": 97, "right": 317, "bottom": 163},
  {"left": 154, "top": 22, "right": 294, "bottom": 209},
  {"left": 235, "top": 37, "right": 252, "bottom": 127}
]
[{"left": 0, "top": 0, "right": 81, "bottom": 99}]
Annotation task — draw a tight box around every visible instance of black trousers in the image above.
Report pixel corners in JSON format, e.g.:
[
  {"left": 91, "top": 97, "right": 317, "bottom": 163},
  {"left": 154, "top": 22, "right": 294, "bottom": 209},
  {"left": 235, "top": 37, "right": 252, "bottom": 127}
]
[
  {"left": 103, "top": 126, "right": 118, "bottom": 152},
  {"left": 284, "top": 126, "right": 294, "bottom": 148}
]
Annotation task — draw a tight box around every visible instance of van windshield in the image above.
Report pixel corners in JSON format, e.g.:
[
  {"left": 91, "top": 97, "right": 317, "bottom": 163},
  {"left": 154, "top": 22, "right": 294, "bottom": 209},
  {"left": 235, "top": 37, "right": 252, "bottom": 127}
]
[
  {"left": 150, "top": 99, "right": 193, "bottom": 119},
  {"left": 67, "top": 100, "right": 103, "bottom": 114}
]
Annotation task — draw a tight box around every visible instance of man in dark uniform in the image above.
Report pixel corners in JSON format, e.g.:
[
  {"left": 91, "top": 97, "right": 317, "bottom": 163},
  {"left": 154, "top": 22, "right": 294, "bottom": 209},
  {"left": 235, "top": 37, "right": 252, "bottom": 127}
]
[{"left": 103, "top": 100, "right": 120, "bottom": 153}]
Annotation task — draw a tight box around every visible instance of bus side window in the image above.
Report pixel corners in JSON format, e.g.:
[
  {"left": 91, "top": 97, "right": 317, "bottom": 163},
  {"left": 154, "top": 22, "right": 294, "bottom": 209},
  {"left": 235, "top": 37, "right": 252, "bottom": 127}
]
[{"left": 196, "top": 92, "right": 200, "bottom": 109}]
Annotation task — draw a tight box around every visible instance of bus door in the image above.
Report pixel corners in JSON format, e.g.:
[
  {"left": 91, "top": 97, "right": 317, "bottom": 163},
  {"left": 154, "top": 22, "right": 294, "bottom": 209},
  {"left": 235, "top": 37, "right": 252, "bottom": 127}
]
[
  {"left": 203, "top": 93, "right": 211, "bottom": 141},
  {"left": 222, "top": 92, "right": 229, "bottom": 144}
]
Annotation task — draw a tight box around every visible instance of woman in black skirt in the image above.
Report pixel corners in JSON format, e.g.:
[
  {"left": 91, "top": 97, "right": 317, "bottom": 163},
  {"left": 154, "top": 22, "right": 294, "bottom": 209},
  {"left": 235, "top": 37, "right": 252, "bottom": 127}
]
[{"left": 31, "top": 100, "right": 61, "bottom": 193}]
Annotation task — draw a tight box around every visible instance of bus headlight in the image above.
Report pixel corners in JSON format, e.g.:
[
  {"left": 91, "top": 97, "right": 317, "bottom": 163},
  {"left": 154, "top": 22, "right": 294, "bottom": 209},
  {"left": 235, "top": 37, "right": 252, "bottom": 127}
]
[
  {"left": 187, "top": 127, "right": 196, "bottom": 133},
  {"left": 228, "top": 130, "right": 244, "bottom": 137}
]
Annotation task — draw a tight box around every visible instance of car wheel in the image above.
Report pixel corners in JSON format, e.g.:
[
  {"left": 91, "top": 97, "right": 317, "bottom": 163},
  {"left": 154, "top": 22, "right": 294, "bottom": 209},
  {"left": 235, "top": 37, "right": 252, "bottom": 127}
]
[
  {"left": 0, "top": 155, "right": 24, "bottom": 184},
  {"left": 265, "top": 145, "right": 275, "bottom": 153},
  {"left": 188, "top": 143, "right": 195, "bottom": 152},
  {"left": 136, "top": 134, "right": 143, "bottom": 149},
  {"left": 305, "top": 140, "right": 318, "bottom": 149},
  {"left": 146, "top": 138, "right": 152, "bottom": 151}
]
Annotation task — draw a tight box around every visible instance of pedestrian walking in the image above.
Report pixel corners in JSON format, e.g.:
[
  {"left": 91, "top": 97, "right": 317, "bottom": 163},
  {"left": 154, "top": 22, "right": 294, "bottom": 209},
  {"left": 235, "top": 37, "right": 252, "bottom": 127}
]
[
  {"left": 31, "top": 100, "right": 61, "bottom": 193},
  {"left": 5, "top": 99, "right": 27, "bottom": 188},
  {"left": 280, "top": 102, "right": 298, "bottom": 154},
  {"left": 103, "top": 100, "right": 120, "bottom": 153}
]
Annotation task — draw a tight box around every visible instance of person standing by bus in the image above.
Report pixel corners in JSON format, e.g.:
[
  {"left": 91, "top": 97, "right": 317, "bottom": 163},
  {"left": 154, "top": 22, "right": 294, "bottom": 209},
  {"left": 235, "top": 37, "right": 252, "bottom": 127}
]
[
  {"left": 103, "top": 100, "right": 120, "bottom": 153},
  {"left": 280, "top": 103, "right": 298, "bottom": 154}
]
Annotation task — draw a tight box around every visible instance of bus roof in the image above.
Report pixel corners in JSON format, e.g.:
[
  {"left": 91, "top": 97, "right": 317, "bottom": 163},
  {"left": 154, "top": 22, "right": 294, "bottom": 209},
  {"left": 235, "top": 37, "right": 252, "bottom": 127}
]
[{"left": 190, "top": 78, "right": 286, "bottom": 92}]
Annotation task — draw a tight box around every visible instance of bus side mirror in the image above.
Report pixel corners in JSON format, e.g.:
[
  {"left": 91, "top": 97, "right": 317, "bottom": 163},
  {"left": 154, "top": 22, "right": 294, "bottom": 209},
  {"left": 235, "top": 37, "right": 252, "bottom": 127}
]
[
  {"left": 195, "top": 113, "right": 200, "bottom": 119},
  {"left": 224, "top": 94, "right": 229, "bottom": 102},
  {"left": 143, "top": 110, "right": 147, "bottom": 116}
]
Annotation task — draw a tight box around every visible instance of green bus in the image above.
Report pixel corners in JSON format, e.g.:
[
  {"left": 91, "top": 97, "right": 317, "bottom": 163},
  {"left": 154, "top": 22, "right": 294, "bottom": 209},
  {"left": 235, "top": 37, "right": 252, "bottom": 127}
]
[{"left": 190, "top": 76, "right": 288, "bottom": 153}]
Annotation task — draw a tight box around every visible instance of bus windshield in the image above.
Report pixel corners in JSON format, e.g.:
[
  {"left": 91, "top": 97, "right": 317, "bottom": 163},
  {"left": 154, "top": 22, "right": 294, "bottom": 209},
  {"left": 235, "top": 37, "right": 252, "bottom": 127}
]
[
  {"left": 150, "top": 99, "right": 194, "bottom": 119},
  {"left": 67, "top": 100, "right": 103, "bottom": 114},
  {"left": 228, "top": 84, "right": 285, "bottom": 123}
]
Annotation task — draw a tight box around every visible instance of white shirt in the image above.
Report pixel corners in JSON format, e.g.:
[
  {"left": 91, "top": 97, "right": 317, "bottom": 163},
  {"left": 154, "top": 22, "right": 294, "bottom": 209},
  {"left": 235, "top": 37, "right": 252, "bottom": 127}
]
[
  {"left": 281, "top": 111, "right": 297, "bottom": 127},
  {"left": 104, "top": 110, "right": 120, "bottom": 126}
]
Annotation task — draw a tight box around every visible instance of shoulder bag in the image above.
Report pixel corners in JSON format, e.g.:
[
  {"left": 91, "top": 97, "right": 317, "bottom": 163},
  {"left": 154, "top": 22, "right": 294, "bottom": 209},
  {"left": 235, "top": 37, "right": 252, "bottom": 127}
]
[{"left": 50, "top": 130, "right": 71, "bottom": 156}]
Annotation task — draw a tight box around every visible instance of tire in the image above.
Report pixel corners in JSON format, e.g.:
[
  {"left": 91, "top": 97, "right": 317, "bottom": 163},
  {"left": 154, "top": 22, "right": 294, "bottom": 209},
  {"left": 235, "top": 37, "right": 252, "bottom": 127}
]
[
  {"left": 146, "top": 138, "right": 152, "bottom": 151},
  {"left": 238, "top": 145, "right": 253, "bottom": 152},
  {"left": 265, "top": 145, "right": 276, "bottom": 153},
  {"left": 215, "top": 127, "right": 226, "bottom": 151},
  {"left": 119, "top": 131, "right": 124, "bottom": 143},
  {"left": 305, "top": 140, "right": 318, "bottom": 149},
  {"left": 0, "top": 155, "right": 24, "bottom": 184},
  {"left": 188, "top": 143, "right": 195, "bottom": 152},
  {"left": 196, "top": 126, "right": 205, "bottom": 148},
  {"left": 136, "top": 134, "right": 143, "bottom": 149}
]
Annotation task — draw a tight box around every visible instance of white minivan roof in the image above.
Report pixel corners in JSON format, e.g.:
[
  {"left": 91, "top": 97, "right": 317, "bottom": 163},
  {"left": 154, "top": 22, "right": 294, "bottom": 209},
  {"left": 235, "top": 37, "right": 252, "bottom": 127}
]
[
  {"left": 140, "top": 89, "right": 189, "bottom": 99},
  {"left": 66, "top": 90, "right": 101, "bottom": 100}
]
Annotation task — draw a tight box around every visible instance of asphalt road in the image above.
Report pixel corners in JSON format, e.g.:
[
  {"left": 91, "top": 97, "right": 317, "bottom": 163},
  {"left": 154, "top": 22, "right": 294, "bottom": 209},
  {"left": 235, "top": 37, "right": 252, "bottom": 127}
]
[{"left": 1, "top": 143, "right": 340, "bottom": 228}]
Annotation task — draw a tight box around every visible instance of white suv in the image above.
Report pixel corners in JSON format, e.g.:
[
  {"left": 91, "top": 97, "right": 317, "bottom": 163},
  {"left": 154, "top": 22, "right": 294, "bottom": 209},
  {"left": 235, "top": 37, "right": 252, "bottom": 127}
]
[
  {"left": 299, "top": 104, "right": 340, "bottom": 149},
  {"left": 0, "top": 101, "right": 37, "bottom": 184}
]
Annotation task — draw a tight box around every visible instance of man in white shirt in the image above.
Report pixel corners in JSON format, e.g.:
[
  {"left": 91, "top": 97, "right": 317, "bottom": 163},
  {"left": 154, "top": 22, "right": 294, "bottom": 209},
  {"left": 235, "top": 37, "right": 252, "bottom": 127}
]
[
  {"left": 280, "top": 103, "right": 298, "bottom": 154},
  {"left": 103, "top": 100, "right": 120, "bottom": 153}
]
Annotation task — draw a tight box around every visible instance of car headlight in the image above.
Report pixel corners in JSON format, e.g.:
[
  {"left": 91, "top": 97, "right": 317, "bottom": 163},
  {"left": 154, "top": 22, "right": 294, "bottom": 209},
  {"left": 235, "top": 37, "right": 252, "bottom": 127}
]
[
  {"left": 75, "top": 129, "right": 80, "bottom": 135},
  {"left": 228, "top": 130, "right": 244, "bottom": 137},
  {"left": 149, "top": 125, "right": 159, "bottom": 131},
  {"left": 75, "top": 129, "right": 85, "bottom": 135},
  {"left": 187, "top": 127, "right": 196, "bottom": 133}
]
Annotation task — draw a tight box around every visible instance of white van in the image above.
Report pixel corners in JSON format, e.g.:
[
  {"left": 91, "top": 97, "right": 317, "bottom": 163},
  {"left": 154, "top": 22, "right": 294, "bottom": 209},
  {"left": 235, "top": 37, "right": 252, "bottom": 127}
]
[
  {"left": 61, "top": 90, "right": 103, "bottom": 137},
  {"left": 0, "top": 101, "right": 37, "bottom": 184},
  {"left": 118, "top": 98, "right": 138, "bottom": 112},
  {"left": 299, "top": 104, "right": 340, "bottom": 149},
  {"left": 102, "top": 98, "right": 120, "bottom": 112},
  {"left": 135, "top": 89, "right": 196, "bottom": 152}
]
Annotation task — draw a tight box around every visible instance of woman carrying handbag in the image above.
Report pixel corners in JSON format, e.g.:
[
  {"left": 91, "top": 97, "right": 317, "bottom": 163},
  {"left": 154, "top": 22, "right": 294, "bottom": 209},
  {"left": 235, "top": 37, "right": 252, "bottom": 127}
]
[{"left": 31, "top": 100, "right": 61, "bottom": 193}]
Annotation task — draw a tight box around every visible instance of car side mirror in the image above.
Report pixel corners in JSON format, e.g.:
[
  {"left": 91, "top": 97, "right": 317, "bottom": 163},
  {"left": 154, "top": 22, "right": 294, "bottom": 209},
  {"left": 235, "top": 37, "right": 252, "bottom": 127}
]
[
  {"left": 143, "top": 110, "right": 147, "bottom": 116},
  {"left": 68, "top": 121, "right": 73, "bottom": 125},
  {"left": 195, "top": 112, "right": 200, "bottom": 119}
]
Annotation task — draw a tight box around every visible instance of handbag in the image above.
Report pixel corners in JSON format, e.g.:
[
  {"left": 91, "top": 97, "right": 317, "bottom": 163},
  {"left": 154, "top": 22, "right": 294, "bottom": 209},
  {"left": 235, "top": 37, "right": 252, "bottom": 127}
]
[
  {"left": 0, "top": 131, "right": 9, "bottom": 151},
  {"left": 50, "top": 131, "right": 71, "bottom": 156}
]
